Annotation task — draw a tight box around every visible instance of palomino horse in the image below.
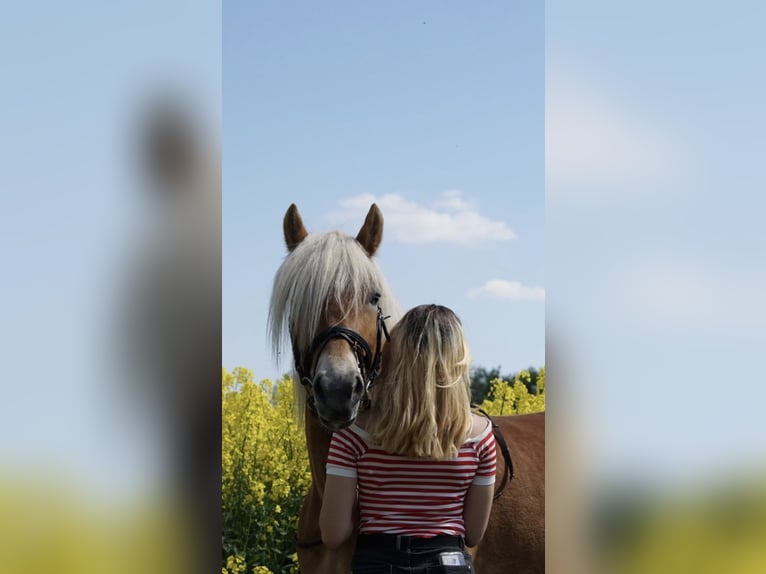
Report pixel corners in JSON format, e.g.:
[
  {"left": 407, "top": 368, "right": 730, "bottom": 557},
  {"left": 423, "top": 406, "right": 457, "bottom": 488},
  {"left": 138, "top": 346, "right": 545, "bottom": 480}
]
[
  {"left": 268, "top": 203, "right": 402, "bottom": 573},
  {"left": 269, "top": 203, "right": 545, "bottom": 573}
]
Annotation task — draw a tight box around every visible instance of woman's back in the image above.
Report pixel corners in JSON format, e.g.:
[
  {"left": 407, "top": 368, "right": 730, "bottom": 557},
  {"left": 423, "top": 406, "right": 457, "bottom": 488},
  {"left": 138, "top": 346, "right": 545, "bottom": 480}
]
[
  {"left": 320, "top": 305, "right": 497, "bottom": 572},
  {"left": 327, "top": 413, "right": 496, "bottom": 537}
]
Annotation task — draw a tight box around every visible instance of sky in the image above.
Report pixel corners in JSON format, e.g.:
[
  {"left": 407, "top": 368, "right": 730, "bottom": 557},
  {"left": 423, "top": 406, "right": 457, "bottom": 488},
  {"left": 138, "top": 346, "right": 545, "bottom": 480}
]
[
  {"left": 546, "top": 0, "right": 766, "bottom": 489},
  {"left": 222, "top": 1, "right": 545, "bottom": 383},
  {"left": 0, "top": 0, "right": 764, "bottom": 525},
  {"left": 0, "top": 1, "right": 221, "bottom": 497}
]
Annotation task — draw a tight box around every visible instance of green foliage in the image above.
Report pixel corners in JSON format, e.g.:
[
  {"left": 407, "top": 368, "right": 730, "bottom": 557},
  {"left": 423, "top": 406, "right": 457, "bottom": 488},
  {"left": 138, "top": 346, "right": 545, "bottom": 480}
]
[
  {"left": 470, "top": 366, "right": 502, "bottom": 404},
  {"left": 471, "top": 365, "right": 544, "bottom": 406},
  {"left": 478, "top": 367, "right": 545, "bottom": 415}
]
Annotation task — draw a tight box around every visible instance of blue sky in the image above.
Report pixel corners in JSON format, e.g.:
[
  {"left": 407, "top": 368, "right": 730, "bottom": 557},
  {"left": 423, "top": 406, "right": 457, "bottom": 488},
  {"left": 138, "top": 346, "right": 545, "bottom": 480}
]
[
  {"left": 223, "top": 1, "right": 545, "bottom": 382},
  {"left": 0, "top": 1, "right": 221, "bottom": 496},
  {"left": 546, "top": 0, "right": 766, "bottom": 488}
]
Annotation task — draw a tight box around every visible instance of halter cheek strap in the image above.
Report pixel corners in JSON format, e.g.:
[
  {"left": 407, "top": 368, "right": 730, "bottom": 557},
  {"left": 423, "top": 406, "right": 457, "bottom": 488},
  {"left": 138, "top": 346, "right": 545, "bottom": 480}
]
[{"left": 361, "top": 301, "right": 390, "bottom": 407}]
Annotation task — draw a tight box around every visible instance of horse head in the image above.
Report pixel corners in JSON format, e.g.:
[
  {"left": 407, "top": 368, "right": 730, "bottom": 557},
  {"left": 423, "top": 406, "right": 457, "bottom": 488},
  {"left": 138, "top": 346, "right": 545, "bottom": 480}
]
[{"left": 269, "top": 203, "right": 399, "bottom": 431}]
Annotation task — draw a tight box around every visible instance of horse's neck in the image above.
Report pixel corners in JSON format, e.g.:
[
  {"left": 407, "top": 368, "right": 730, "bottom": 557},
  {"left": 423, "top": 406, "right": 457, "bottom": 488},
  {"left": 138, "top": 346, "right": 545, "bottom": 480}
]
[{"left": 305, "top": 407, "right": 332, "bottom": 494}]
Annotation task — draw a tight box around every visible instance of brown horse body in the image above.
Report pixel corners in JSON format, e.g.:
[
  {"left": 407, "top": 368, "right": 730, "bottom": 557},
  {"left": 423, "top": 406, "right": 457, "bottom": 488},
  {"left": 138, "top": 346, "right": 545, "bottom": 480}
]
[
  {"left": 471, "top": 412, "right": 545, "bottom": 574},
  {"left": 270, "top": 204, "right": 544, "bottom": 573},
  {"left": 294, "top": 410, "right": 357, "bottom": 572}
]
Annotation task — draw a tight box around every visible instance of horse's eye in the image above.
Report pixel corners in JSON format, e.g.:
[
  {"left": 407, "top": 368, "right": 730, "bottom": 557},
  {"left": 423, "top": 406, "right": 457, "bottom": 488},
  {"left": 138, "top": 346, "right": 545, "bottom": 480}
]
[{"left": 370, "top": 292, "right": 381, "bottom": 306}]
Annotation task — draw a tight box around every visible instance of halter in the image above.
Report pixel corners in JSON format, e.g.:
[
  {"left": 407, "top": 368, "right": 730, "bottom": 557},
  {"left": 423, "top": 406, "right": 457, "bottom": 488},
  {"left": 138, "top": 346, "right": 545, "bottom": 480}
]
[
  {"left": 291, "top": 292, "right": 390, "bottom": 417},
  {"left": 475, "top": 407, "right": 515, "bottom": 500}
]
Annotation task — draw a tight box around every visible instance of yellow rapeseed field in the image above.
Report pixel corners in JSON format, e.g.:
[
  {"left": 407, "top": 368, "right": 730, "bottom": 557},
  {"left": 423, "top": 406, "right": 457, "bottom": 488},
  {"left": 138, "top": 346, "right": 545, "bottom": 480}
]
[{"left": 221, "top": 366, "right": 545, "bottom": 573}]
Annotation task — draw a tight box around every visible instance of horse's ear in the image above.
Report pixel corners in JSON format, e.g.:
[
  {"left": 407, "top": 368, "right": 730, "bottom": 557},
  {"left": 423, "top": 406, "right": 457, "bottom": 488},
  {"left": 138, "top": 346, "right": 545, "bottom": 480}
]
[
  {"left": 284, "top": 204, "right": 308, "bottom": 251},
  {"left": 356, "top": 204, "right": 383, "bottom": 256}
]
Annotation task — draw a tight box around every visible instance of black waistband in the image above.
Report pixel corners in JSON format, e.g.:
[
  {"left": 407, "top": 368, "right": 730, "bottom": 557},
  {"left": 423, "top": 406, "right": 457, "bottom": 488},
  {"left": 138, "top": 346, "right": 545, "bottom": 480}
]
[{"left": 356, "top": 534, "right": 465, "bottom": 551}]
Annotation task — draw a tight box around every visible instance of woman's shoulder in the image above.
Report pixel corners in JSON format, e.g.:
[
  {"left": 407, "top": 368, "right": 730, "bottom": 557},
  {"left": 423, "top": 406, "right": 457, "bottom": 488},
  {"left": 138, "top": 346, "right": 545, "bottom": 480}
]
[
  {"left": 466, "top": 413, "right": 493, "bottom": 442},
  {"left": 343, "top": 412, "right": 371, "bottom": 441},
  {"left": 330, "top": 422, "right": 371, "bottom": 454}
]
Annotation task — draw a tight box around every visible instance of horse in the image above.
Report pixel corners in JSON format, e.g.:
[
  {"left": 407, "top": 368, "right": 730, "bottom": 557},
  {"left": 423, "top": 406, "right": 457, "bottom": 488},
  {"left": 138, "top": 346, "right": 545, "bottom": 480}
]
[
  {"left": 268, "top": 203, "right": 402, "bottom": 573},
  {"left": 269, "top": 203, "right": 545, "bottom": 573}
]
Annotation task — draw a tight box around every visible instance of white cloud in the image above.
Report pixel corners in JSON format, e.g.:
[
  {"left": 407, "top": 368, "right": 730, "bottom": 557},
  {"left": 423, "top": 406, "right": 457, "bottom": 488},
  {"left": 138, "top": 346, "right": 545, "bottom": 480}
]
[
  {"left": 433, "top": 189, "right": 476, "bottom": 212},
  {"left": 331, "top": 191, "right": 515, "bottom": 245},
  {"left": 546, "top": 55, "right": 687, "bottom": 197},
  {"left": 467, "top": 279, "right": 545, "bottom": 302}
]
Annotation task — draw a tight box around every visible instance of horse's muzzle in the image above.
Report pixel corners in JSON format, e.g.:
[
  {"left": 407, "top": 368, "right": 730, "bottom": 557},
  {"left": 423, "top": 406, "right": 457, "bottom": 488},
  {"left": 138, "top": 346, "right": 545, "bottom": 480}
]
[{"left": 312, "top": 371, "right": 364, "bottom": 430}]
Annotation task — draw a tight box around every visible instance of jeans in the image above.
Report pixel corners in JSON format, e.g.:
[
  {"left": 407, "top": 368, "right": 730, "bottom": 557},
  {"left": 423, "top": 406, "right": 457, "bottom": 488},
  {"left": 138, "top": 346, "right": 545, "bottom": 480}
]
[{"left": 351, "top": 534, "right": 473, "bottom": 573}]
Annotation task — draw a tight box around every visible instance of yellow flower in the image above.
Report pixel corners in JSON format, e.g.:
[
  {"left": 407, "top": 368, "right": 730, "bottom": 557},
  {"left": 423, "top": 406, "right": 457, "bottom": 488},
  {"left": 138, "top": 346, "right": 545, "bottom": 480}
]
[
  {"left": 250, "top": 480, "right": 266, "bottom": 504},
  {"left": 222, "top": 369, "right": 312, "bottom": 572},
  {"left": 225, "top": 554, "right": 247, "bottom": 573},
  {"left": 479, "top": 374, "right": 545, "bottom": 416}
]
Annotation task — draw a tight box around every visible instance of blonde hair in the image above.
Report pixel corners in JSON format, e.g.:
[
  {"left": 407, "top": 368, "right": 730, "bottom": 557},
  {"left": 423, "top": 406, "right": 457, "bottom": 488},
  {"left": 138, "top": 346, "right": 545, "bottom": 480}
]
[{"left": 366, "top": 304, "right": 472, "bottom": 460}]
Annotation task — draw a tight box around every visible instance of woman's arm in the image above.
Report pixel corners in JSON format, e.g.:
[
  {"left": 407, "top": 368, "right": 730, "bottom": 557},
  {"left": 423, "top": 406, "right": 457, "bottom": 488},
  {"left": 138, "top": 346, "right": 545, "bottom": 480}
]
[
  {"left": 463, "top": 413, "right": 497, "bottom": 547},
  {"left": 462, "top": 482, "right": 494, "bottom": 547},
  {"left": 319, "top": 475, "right": 358, "bottom": 549}
]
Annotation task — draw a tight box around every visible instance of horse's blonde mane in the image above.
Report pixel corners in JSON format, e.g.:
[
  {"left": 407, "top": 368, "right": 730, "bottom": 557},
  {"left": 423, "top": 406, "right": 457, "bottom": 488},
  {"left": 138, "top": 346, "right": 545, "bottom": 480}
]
[{"left": 268, "top": 230, "right": 401, "bottom": 417}]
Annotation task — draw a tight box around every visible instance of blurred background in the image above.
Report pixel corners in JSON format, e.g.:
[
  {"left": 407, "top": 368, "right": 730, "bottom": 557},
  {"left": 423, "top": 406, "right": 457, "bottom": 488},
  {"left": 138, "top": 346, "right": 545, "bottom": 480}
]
[
  {"left": 1, "top": 1, "right": 765, "bottom": 573},
  {"left": 0, "top": 2, "right": 220, "bottom": 573},
  {"left": 546, "top": 0, "right": 766, "bottom": 572}
]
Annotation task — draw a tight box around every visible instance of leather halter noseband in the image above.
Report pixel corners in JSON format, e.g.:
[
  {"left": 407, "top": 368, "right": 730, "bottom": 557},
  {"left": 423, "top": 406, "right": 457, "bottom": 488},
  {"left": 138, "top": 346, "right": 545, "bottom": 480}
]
[{"left": 291, "top": 293, "right": 390, "bottom": 416}]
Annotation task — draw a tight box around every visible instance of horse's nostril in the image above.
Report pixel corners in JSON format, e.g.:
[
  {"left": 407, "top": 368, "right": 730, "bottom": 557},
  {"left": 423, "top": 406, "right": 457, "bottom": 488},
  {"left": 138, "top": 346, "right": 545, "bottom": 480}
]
[
  {"left": 312, "top": 375, "right": 325, "bottom": 399},
  {"left": 355, "top": 374, "right": 364, "bottom": 395}
]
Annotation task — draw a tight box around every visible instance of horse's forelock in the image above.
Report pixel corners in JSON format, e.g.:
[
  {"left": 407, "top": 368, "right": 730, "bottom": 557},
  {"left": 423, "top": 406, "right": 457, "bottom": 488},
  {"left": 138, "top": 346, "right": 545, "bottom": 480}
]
[{"left": 268, "top": 231, "right": 398, "bottom": 362}]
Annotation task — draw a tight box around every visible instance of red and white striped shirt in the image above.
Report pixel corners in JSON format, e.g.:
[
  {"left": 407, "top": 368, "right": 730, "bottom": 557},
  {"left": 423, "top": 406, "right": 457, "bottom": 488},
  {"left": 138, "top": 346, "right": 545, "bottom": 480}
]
[{"left": 326, "top": 421, "right": 497, "bottom": 537}]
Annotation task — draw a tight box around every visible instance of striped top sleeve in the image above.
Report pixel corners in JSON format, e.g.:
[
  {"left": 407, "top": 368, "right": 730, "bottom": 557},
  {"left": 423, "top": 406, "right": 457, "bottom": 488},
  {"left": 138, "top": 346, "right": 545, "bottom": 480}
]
[
  {"left": 326, "top": 425, "right": 367, "bottom": 479},
  {"left": 469, "top": 422, "right": 497, "bottom": 486}
]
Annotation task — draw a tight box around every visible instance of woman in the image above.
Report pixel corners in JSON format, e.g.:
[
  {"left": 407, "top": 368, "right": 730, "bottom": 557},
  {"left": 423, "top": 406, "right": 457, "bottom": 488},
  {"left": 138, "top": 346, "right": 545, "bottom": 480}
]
[{"left": 320, "top": 304, "right": 497, "bottom": 573}]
